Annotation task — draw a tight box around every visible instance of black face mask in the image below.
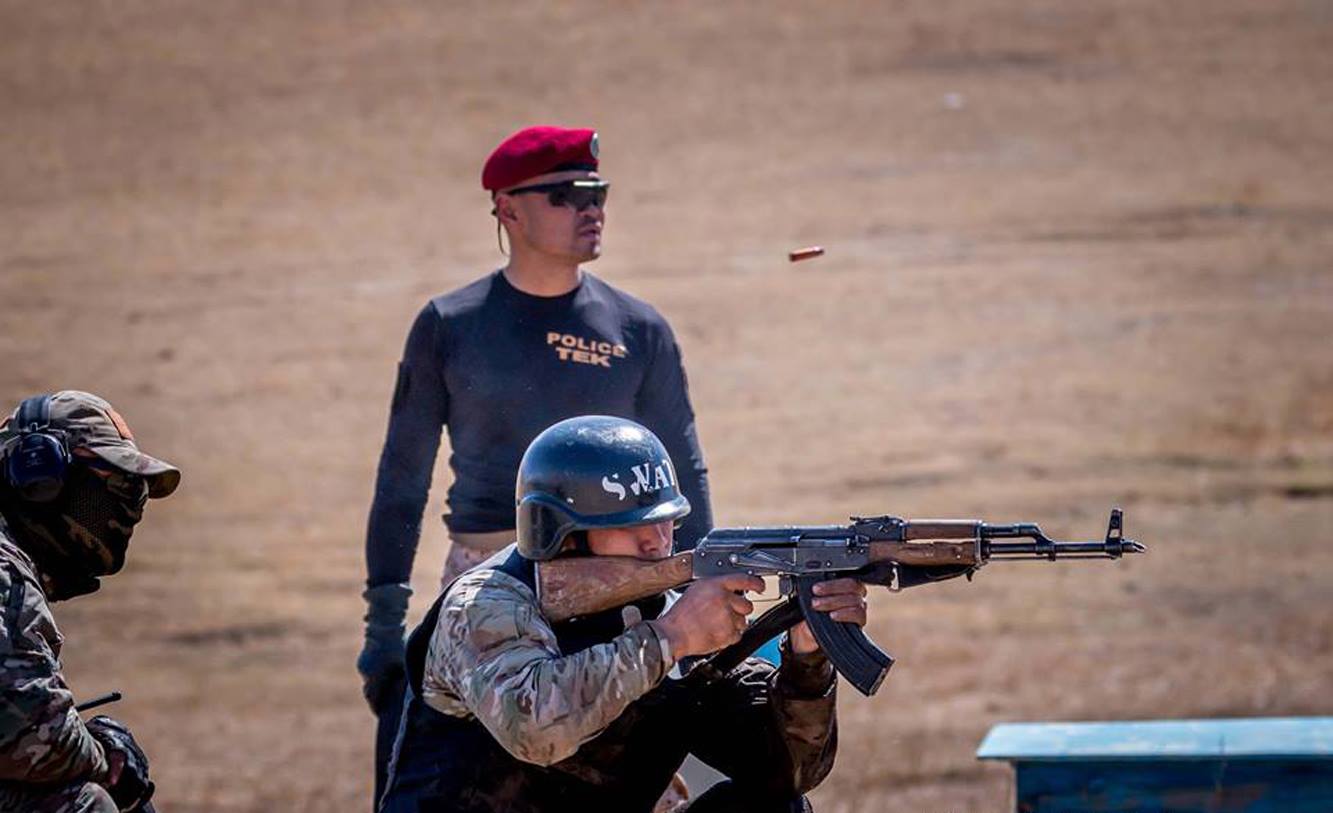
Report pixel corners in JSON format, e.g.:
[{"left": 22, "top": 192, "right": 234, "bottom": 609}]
[{"left": 0, "top": 466, "right": 145, "bottom": 600}]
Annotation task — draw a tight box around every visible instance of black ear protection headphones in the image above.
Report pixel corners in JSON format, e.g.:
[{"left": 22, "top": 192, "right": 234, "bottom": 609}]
[{"left": 3, "top": 395, "right": 70, "bottom": 503}]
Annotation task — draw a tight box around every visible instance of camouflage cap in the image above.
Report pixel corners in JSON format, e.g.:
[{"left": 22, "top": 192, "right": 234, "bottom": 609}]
[{"left": 2, "top": 391, "right": 181, "bottom": 498}]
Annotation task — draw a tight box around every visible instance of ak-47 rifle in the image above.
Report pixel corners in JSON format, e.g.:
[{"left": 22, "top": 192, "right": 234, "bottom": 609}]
[{"left": 537, "top": 509, "right": 1145, "bottom": 696}]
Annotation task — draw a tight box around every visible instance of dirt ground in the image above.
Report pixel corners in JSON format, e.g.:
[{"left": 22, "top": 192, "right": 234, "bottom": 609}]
[{"left": 2, "top": 2, "right": 1331, "bottom": 810}]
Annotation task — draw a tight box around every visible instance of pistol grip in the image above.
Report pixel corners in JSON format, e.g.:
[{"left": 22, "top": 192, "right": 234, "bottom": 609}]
[{"left": 795, "top": 574, "right": 893, "bottom": 696}]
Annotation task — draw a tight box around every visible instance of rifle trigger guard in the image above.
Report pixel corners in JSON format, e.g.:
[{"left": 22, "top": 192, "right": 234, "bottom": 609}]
[{"left": 886, "top": 563, "right": 902, "bottom": 593}]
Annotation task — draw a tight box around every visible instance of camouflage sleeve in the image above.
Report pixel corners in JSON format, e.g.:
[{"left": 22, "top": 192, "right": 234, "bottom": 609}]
[
  {"left": 424, "top": 570, "right": 670, "bottom": 767},
  {"left": 770, "top": 641, "right": 839, "bottom": 792},
  {"left": 0, "top": 564, "right": 108, "bottom": 784},
  {"left": 687, "top": 643, "right": 838, "bottom": 796}
]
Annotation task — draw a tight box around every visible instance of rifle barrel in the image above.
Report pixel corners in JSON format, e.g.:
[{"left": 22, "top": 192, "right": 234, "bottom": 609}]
[
  {"left": 982, "top": 539, "right": 1145, "bottom": 559},
  {"left": 74, "top": 691, "right": 122, "bottom": 713}
]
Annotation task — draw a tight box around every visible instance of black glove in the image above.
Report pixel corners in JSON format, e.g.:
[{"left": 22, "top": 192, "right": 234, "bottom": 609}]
[
  {"left": 87, "top": 715, "right": 155, "bottom": 812},
  {"left": 362, "top": 651, "right": 407, "bottom": 716},
  {"left": 358, "top": 582, "right": 411, "bottom": 716}
]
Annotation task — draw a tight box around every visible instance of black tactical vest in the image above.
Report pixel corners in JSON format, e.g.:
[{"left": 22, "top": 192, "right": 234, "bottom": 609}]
[{"left": 380, "top": 549, "right": 687, "bottom": 813}]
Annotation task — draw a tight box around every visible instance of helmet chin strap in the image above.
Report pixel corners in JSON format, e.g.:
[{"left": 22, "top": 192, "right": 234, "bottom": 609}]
[
  {"left": 567, "top": 530, "right": 590, "bottom": 555},
  {"left": 556, "top": 531, "right": 591, "bottom": 557}
]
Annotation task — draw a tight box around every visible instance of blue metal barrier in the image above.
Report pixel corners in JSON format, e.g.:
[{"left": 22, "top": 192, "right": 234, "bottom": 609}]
[{"left": 977, "top": 717, "right": 1333, "bottom": 812}]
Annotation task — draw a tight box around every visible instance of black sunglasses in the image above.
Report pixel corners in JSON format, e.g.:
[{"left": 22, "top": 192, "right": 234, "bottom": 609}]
[{"left": 505, "top": 180, "right": 609, "bottom": 211}]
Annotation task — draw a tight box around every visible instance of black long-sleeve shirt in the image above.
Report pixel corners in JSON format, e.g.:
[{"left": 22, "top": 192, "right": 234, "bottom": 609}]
[{"left": 365, "top": 270, "right": 712, "bottom": 588}]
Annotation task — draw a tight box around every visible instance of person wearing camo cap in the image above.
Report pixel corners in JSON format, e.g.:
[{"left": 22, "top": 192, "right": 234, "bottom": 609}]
[{"left": 0, "top": 391, "right": 180, "bottom": 813}]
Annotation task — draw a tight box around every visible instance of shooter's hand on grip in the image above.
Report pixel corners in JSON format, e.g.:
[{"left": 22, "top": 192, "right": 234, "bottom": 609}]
[
  {"left": 789, "top": 578, "right": 868, "bottom": 655},
  {"left": 793, "top": 575, "right": 892, "bottom": 695},
  {"left": 650, "top": 574, "right": 765, "bottom": 659}
]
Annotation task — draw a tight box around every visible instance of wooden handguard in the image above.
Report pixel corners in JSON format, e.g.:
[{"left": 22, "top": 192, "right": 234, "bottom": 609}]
[
  {"left": 868, "top": 540, "right": 980, "bottom": 566},
  {"left": 902, "top": 520, "right": 982, "bottom": 540},
  {"left": 537, "top": 551, "right": 694, "bottom": 623}
]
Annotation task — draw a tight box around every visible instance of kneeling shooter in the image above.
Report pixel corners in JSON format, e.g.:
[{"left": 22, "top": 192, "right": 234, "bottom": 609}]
[{"left": 380, "top": 416, "right": 859, "bottom": 812}]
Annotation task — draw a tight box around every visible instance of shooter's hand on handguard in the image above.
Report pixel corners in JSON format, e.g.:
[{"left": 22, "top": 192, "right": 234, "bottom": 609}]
[{"left": 789, "top": 578, "right": 868, "bottom": 655}]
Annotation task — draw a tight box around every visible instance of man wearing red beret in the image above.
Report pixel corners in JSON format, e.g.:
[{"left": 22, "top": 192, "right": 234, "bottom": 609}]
[{"left": 358, "top": 126, "right": 714, "bottom": 808}]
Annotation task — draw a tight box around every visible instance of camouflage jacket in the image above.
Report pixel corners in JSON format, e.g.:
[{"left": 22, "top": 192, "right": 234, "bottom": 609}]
[
  {"left": 0, "top": 518, "right": 108, "bottom": 787},
  {"left": 421, "top": 559, "right": 839, "bottom": 784}
]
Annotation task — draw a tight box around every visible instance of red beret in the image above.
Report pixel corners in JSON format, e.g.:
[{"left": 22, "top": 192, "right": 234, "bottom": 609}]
[{"left": 481, "top": 126, "right": 600, "bottom": 192}]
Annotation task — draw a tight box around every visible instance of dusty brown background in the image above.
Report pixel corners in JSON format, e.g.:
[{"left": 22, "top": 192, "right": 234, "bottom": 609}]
[{"left": 2, "top": 1, "right": 1331, "bottom": 810}]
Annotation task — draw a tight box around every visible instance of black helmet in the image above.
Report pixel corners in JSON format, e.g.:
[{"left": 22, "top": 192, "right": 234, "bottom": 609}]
[{"left": 516, "top": 416, "right": 691, "bottom": 561}]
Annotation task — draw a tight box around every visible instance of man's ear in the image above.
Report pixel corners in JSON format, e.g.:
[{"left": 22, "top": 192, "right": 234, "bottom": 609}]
[{"left": 494, "top": 194, "right": 519, "bottom": 225}]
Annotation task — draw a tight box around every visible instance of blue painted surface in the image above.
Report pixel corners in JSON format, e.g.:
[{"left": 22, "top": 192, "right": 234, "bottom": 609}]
[
  {"left": 978, "top": 718, "right": 1333, "bottom": 761},
  {"left": 977, "top": 719, "right": 1333, "bottom": 812},
  {"left": 1008, "top": 760, "right": 1333, "bottom": 812},
  {"left": 753, "top": 635, "right": 783, "bottom": 666}
]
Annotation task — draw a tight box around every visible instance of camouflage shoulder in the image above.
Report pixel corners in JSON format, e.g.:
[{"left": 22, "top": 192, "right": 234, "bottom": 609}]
[
  {"left": 422, "top": 564, "right": 552, "bottom": 716},
  {"left": 436, "top": 565, "right": 549, "bottom": 660},
  {"left": 440, "top": 564, "right": 538, "bottom": 615},
  {"left": 0, "top": 529, "right": 39, "bottom": 583},
  {"left": 0, "top": 535, "right": 50, "bottom": 641}
]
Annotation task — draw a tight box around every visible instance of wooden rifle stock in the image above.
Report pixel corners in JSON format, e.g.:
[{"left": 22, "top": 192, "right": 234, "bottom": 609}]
[
  {"left": 867, "top": 539, "right": 980, "bottom": 566},
  {"left": 901, "top": 520, "right": 982, "bottom": 540},
  {"left": 538, "top": 551, "right": 693, "bottom": 623}
]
